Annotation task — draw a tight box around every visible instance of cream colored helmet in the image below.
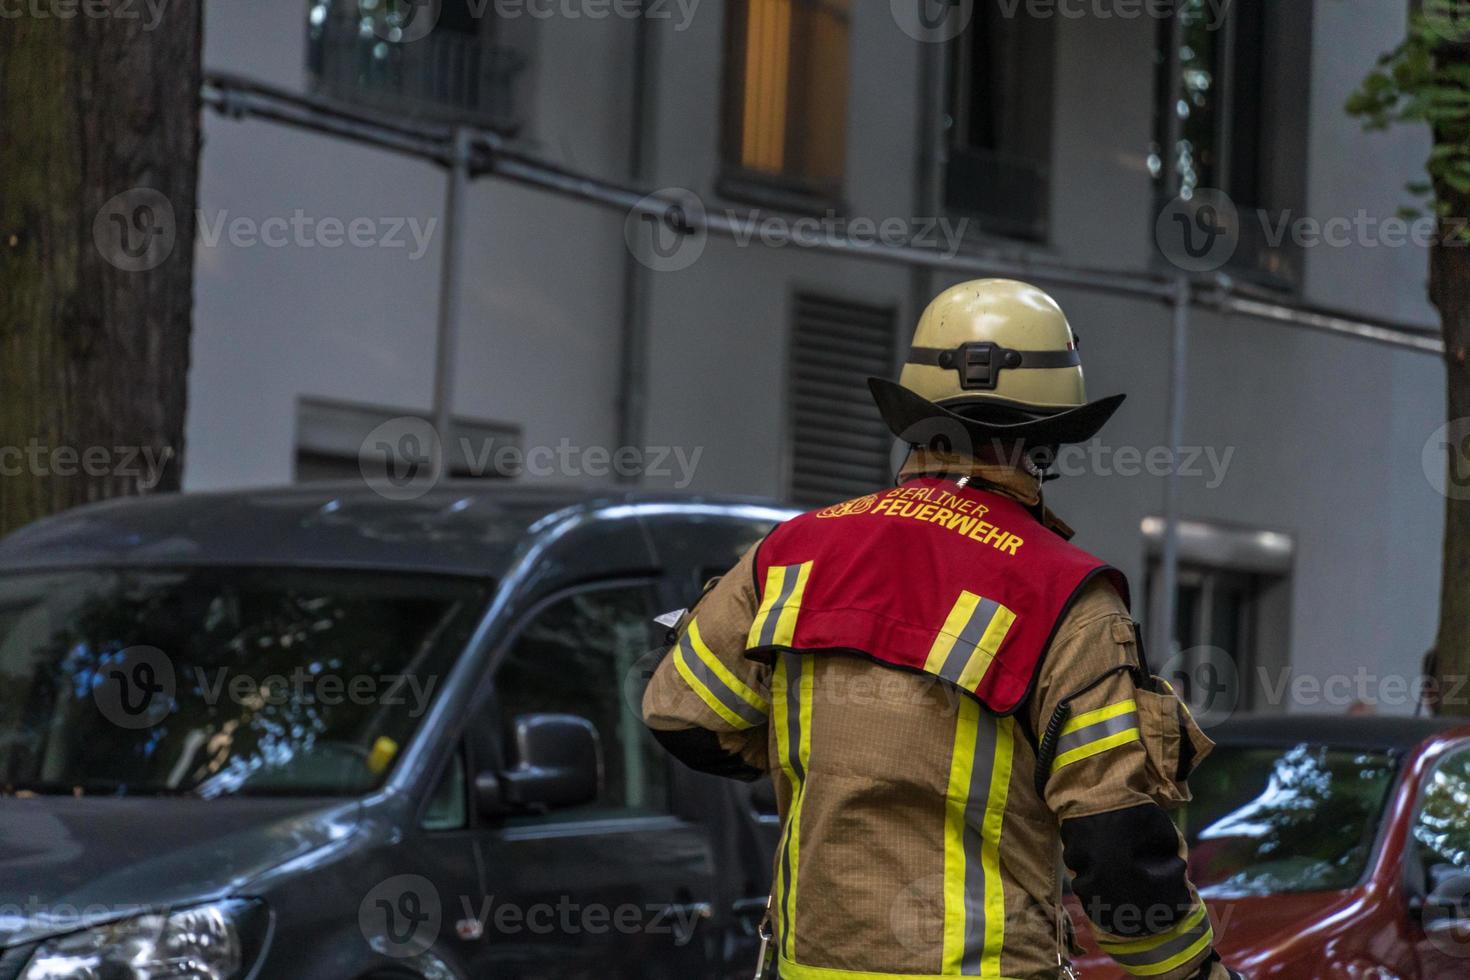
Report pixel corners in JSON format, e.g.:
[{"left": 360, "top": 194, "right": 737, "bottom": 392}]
[{"left": 869, "top": 278, "right": 1124, "bottom": 448}]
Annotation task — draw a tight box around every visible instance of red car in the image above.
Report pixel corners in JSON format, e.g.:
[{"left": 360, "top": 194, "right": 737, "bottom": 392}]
[{"left": 1071, "top": 716, "right": 1470, "bottom": 979}]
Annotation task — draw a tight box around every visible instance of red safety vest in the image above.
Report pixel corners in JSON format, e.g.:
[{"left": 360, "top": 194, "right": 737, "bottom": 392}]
[{"left": 747, "top": 477, "right": 1129, "bottom": 715}]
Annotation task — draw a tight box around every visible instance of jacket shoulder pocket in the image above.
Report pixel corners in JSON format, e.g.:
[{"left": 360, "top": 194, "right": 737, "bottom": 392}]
[{"left": 1134, "top": 676, "right": 1213, "bottom": 807}]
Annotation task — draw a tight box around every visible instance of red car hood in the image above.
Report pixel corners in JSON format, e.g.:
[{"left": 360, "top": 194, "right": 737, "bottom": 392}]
[{"left": 1069, "top": 890, "right": 1360, "bottom": 977}]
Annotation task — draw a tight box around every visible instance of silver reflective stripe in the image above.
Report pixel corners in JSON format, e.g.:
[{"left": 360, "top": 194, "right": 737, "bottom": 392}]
[
  {"left": 939, "top": 597, "right": 1001, "bottom": 685},
  {"left": 1054, "top": 709, "right": 1140, "bottom": 758},
  {"left": 678, "top": 634, "right": 767, "bottom": 727},
  {"left": 960, "top": 715, "right": 997, "bottom": 974},
  {"left": 1105, "top": 913, "right": 1212, "bottom": 971},
  {"left": 759, "top": 564, "right": 803, "bottom": 647}
]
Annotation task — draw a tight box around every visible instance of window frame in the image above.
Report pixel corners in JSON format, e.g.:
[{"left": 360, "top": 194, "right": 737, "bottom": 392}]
[{"left": 717, "top": 0, "right": 853, "bottom": 213}]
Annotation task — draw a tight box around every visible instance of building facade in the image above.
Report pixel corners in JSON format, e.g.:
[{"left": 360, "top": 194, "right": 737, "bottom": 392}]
[{"left": 191, "top": 0, "right": 1446, "bottom": 715}]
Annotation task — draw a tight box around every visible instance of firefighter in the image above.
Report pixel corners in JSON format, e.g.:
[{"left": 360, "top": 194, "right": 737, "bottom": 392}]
[{"left": 642, "top": 279, "right": 1244, "bottom": 980}]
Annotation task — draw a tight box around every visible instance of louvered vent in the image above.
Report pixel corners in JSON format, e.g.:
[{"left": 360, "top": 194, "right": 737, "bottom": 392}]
[{"left": 788, "top": 293, "right": 899, "bottom": 507}]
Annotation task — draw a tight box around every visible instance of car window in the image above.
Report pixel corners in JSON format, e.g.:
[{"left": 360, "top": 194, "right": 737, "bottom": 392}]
[
  {"left": 494, "top": 584, "right": 669, "bottom": 823},
  {"left": 421, "top": 745, "right": 468, "bottom": 831},
  {"left": 1412, "top": 746, "right": 1470, "bottom": 890},
  {"left": 1179, "top": 743, "right": 1396, "bottom": 896}
]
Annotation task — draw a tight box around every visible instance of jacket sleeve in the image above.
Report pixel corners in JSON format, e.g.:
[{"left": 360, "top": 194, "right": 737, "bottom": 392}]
[
  {"left": 1030, "top": 580, "right": 1240, "bottom": 980},
  {"left": 641, "top": 542, "right": 772, "bottom": 781}
]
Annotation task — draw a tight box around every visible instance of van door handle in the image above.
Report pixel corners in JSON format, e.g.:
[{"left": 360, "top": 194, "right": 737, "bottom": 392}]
[{"left": 660, "top": 901, "right": 713, "bottom": 945}]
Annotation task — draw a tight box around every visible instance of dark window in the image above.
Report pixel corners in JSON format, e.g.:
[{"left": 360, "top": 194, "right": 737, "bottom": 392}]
[
  {"left": 1180, "top": 744, "right": 1396, "bottom": 894},
  {"left": 787, "top": 293, "right": 898, "bottom": 507},
  {"left": 720, "top": 0, "right": 851, "bottom": 207},
  {"left": 943, "top": 4, "right": 1056, "bottom": 241},
  {"left": 307, "top": 0, "right": 525, "bottom": 133},
  {"left": 1149, "top": 563, "right": 1265, "bottom": 713},
  {"left": 1152, "top": 0, "right": 1309, "bottom": 286},
  {"left": 1412, "top": 749, "right": 1470, "bottom": 889},
  {"left": 422, "top": 745, "right": 469, "bottom": 831},
  {"left": 494, "top": 584, "right": 670, "bottom": 821},
  {"left": 0, "top": 568, "right": 488, "bottom": 797}
]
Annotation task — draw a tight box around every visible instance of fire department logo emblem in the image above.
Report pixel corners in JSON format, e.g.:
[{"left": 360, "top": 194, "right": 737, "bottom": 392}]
[{"left": 816, "top": 493, "right": 879, "bottom": 519}]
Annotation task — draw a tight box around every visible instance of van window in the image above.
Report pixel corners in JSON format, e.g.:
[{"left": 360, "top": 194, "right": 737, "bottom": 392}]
[
  {"left": 495, "top": 584, "right": 669, "bottom": 821},
  {"left": 422, "top": 745, "right": 469, "bottom": 831}
]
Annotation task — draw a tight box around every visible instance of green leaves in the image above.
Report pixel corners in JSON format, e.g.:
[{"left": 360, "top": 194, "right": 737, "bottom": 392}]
[{"left": 1347, "top": 5, "right": 1470, "bottom": 211}]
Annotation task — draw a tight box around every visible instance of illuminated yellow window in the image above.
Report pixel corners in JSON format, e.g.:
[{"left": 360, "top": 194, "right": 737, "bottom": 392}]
[{"left": 723, "top": 0, "right": 850, "bottom": 194}]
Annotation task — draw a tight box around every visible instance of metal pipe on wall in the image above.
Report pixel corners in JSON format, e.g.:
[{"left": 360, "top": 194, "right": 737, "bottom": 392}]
[
  {"left": 1154, "top": 277, "right": 1192, "bottom": 666},
  {"left": 432, "top": 127, "right": 473, "bottom": 453}
]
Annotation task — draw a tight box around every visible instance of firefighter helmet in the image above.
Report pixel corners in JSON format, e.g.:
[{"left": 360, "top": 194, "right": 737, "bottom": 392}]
[{"left": 869, "top": 278, "right": 1124, "bottom": 448}]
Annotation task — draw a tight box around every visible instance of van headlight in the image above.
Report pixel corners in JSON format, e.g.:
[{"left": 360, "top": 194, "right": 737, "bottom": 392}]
[{"left": 21, "top": 900, "right": 267, "bottom": 980}]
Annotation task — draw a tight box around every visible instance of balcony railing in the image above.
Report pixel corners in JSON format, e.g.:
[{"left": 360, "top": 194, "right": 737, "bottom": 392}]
[{"left": 307, "top": 5, "right": 525, "bottom": 134}]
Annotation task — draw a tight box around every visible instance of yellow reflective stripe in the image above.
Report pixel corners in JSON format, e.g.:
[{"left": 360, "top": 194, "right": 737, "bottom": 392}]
[
  {"left": 1052, "top": 728, "right": 1141, "bottom": 771},
  {"left": 979, "top": 717, "right": 1013, "bottom": 978},
  {"left": 771, "top": 561, "right": 813, "bottom": 646},
  {"left": 773, "top": 654, "right": 814, "bottom": 963},
  {"left": 748, "top": 561, "right": 815, "bottom": 648},
  {"left": 749, "top": 565, "right": 789, "bottom": 646},
  {"left": 1120, "top": 929, "right": 1214, "bottom": 977},
  {"left": 955, "top": 606, "right": 1018, "bottom": 693},
  {"left": 941, "top": 697, "right": 979, "bottom": 972},
  {"left": 688, "top": 620, "right": 770, "bottom": 714},
  {"left": 924, "top": 591, "right": 983, "bottom": 675},
  {"left": 672, "top": 647, "right": 749, "bottom": 729},
  {"left": 777, "top": 958, "right": 1022, "bottom": 980},
  {"left": 1061, "top": 698, "right": 1137, "bottom": 735},
  {"left": 940, "top": 702, "right": 1013, "bottom": 976},
  {"left": 1098, "top": 903, "right": 1215, "bottom": 977}
]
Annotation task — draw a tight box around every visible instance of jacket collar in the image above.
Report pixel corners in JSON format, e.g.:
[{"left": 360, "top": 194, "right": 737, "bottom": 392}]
[{"left": 897, "top": 450, "right": 1077, "bottom": 540}]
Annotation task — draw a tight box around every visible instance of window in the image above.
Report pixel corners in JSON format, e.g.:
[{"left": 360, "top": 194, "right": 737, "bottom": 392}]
[
  {"left": 1180, "top": 744, "right": 1396, "bottom": 894},
  {"left": 1412, "top": 748, "right": 1470, "bottom": 893},
  {"left": 494, "top": 584, "right": 669, "bottom": 820},
  {"left": 1151, "top": 0, "right": 1310, "bottom": 286},
  {"left": 786, "top": 293, "right": 898, "bottom": 507},
  {"left": 422, "top": 745, "right": 469, "bottom": 831},
  {"left": 721, "top": 0, "right": 851, "bottom": 206},
  {"left": 943, "top": 4, "right": 1056, "bottom": 241},
  {"left": 307, "top": 0, "right": 526, "bottom": 132},
  {"left": 1142, "top": 518, "right": 1293, "bottom": 717}
]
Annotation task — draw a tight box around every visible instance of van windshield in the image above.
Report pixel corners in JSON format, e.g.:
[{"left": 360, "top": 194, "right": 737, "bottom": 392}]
[
  {"left": 1180, "top": 743, "right": 1397, "bottom": 896},
  {"left": 0, "top": 567, "right": 488, "bottom": 797}
]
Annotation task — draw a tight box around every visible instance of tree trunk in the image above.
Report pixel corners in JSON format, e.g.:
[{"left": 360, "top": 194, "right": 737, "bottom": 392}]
[
  {"left": 1432, "top": 231, "right": 1470, "bottom": 716},
  {"left": 0, "top": 3, "right": 202, "bottom": 536}
]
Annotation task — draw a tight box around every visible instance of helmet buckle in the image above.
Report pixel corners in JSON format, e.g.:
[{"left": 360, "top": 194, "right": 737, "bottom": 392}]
[{"left": 946, "top": 342, "right": 1019, "bottom": 391}]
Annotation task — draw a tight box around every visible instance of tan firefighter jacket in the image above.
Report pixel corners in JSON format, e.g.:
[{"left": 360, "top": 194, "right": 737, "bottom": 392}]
[{"left": 643, "top": 458, "right": 1236, "bottom": 980}]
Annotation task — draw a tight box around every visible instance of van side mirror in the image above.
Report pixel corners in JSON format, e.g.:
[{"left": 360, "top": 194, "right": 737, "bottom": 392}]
[{"left": 477, "top": 714, "right": 603, "bottom": 816}]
